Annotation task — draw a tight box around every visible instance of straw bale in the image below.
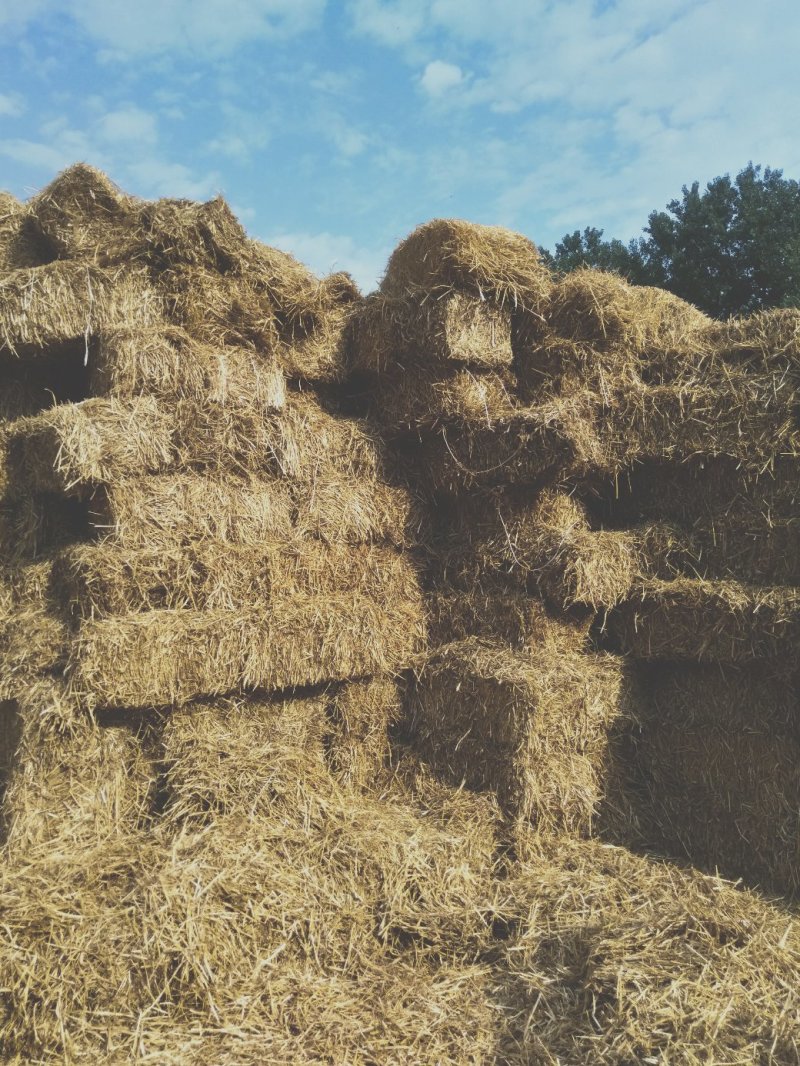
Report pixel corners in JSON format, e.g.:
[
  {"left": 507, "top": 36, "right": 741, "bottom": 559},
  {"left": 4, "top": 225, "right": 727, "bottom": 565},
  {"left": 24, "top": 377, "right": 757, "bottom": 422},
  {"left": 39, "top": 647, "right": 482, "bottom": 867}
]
[
  {"left": 708, "top": 306, "right": 800, "bottom": 371},
  {"left": 350, "top": 290, "right": 514, "bottom": 374},
  {"left": 1, "top": 678, "right": 156, "bottom": 852},
  {"left": 279, "top": 271, "right": 363, "bottom": 383},
  {"left": 324, "top": 677, "right": 403, "bottom": 789},
  {"left": 412, "top": 394, "right": 604, "bottom": 492},
  {"left": 162, "top": 694, "right": 330, "bottom": 822},
  {"left": 93, "top": 472, "right": 295, "bottom": 547},
  {"left": 0, "top": 560, "right": 70, "bottom": 698},
  {"left": 636, "top": 659, "right": 799, "bottom": 732},
  {"left": 0, "top": 191, "right": 48, "bottom": 271},
  {"left": 91, "top": 324, "right": 286, "bottom": 409},
  {"left": 0, "top": 260, "right": 163, "bottom": 355},
  {"left": 7, "top": 395, "right": 177, "bottom": 493},
  {"left": 425, "top": 583, "right": 592, "bottom": 652},
  {"left": 633, "top": 726, "right": 800, "bottom": 896},
  {"left": 158, "top": 262, "right": 281, "bottom": 350},
  {"left": 545, "top": 268, "right": 711, "bottom": 359},
  {"left": 609, "top": 578, "right": 800, "bottom": 660},
  {"left": 607, "top": 378, "right": 799, "bottom": 469},
  {"left": 409, "top": 639, "right": 633, "bottom": 834},
  {"left": 0, "top": 489, "right": 92, "bottom": 564},
  {"left": 368, "top": 365, "right": 519, "bottom": 432},
  {"left": 381, "top": 218, "right": 551, "bottom": 311},
  {"left": 70, "top": 593, "right": 427, "bottom": 709},
  {"left": 28, "top": 163, "right": 137, "bottom": 262},
  {"left": 54, "top": 539, "right": 421, "bottom": 617},
  {"left": 137, "top": 194, "right": 248, "bottom": 271},
  {"left": 497, "top": 835, "right": 800, "bottom": 1063},
  {"left": 292, "top": 475, "right": 426, "bottom": 548}
]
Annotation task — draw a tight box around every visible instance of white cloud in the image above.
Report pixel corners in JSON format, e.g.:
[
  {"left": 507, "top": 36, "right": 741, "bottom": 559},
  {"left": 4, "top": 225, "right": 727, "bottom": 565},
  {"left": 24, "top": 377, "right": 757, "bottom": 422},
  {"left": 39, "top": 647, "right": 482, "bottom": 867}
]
[
  {"left": 0, "top": 0, "right": 326, "bottom": 54},
  {"left": 348, "top": 0, "right": 427, "bottom": 46},
  {"left": 96, "top": 105, "right": 158, "bottom": 145},
  {"left": 420, "top": 60, "right": 463, "bottom": 95},
  {"left": 0, "top": 93, "right": 24, "bottom": 117},
  {"left": 125, "top": 159, "right": 220, "bottom": 199},
  {"left": 263, "top": 230, "right": 389, "bottom": 291}
]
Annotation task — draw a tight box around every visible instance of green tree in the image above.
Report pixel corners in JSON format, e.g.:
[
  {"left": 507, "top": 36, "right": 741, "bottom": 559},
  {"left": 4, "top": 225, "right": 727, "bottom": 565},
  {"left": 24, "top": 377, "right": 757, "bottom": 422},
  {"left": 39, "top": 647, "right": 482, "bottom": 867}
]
[{"left": 543, "top": 164, "right": 800, "bottom": 318}]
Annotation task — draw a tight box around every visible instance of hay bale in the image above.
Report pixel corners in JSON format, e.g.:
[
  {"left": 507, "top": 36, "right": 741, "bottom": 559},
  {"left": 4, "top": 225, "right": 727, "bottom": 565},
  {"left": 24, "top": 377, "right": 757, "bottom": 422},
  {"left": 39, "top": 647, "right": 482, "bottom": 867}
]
[
  {"left": 0, "top": 191, "right": 48, "bottom": 271},
  {"left": 350, "top": 290, "right": 514, "bottom": 374},
  {"left": 293, "top": 475, "right": 426, "bottom": 548},
  {"left": 632, "top": 725, "right": 800, "bottom": 896},
  {"left": 0, "top": 560, "right": 70, "bottom": 698},
  {"left": 279, "top": 271, "right": 363, "bottom": 383},
  {"left": 1, "top": 679, "right": 156, "bottom": 852},
  {"left": 28, "top": 163, "right": 137, "bottom": 262},
  {"left": 70, "top": 593, "right": 427, "bottom": 709},
  {"left": 7, "top": 396, "right": 177, "bottom": 493},
  {"left": 425, "top": 583, "right": 592, "bottom": 652},
  {"left": 409, "top": 639, "right": 633, "bottom": 834},
  {"left": 381, "top": 218, "right": 551, "bottom": 311},
  {"left": 92, "top": 324, "right": 286, "bottom": 410},
  {"left": 411, "top": 394, "right": 604, "bottom": 492},
  {"left": 608, "top": 578, "right": 800, "bottom": 660},
  {"left": 498, "top": 836, "right": 800, "bottom": 1062},
  {"left": 53, "top": 539, "right": 422, "bottom": 617},
  {"left": 0, "top": 261, "right": 162, "bottom": 355},
  {"left": 136, "top": 195, "right": 248, "bottom": 272},
  {"left": 708, "top": 306, "right": 800, "bottom": 370},
  {"left": 545, "top": 268, "right": 710, "bottom": 359},
  {"left": 324, "top": 677, "right": 403, "bottom": 789},
  {"left": 367, "top": 365, "right": 519, "bottom": 433},
  {"left": 92, "top": 472, "right": 296, "bottom": 547}
]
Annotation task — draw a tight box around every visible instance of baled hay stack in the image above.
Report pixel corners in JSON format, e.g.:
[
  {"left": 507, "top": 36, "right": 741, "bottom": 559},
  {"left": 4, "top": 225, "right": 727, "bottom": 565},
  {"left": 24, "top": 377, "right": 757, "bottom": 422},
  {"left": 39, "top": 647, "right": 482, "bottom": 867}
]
[
  {"left": 1, "top": 678, "right": 156, "bottom": 853},
  {"left": 381, "top": 218, "right": 551, "bottom": 313},
  {"left": 324, "top": 677, "right": 403, "bottom": 789},
  {"left": 708, "top": 306, "right": 800, "bottom": 372},
  {"left": 27, "top": 163, "right": 137, "bottom": 263},
  {"left": 0, "top": 487, "right": 90, "bottom": 563},
  {"left": 92, "top": 471, "right": 296, "bottom": 547},
  {"left": 520, "top": 268, "right": 711, "bottom": 393},
  {"left": 91, "top": 324, "right": 286, "bottom": 410},
  {"left": 425, "top": 580, "right": 592, "bottom": 652},
  {"left": 497, "top": 835, "right": 800, "bottom": 1063},
  {"left": 137, "top": 194, "right": 249, "bottom": 272},
  {"left": 53, "top": 539, "right": 421, "bottom": 617},
  {"left": 632, "top": 725, "right": 800, "bottom": 896},
  {"left": 609, "top": 578, "right": 800, "bottom": 660},
  {"left": 293, "top": 475, "right": 426, "bottom": 548},
  {"left": 7, "top": 395, "right": 177, "bottom": 494},
  {"left": 350, "top": 289, "right": 514, "bottom": 375},
  {"left": 0, "top": 560, "right": 70, "bottom": 698},
  {"left": 366, "top": 364, "right": 519, "bottom": 433},
  {"left": 409, "top": 638, "right": 634, "bottom": 834},
  {"left": 412, "top": 393, "right": 604, "bottom": 493},
  {"left": 69, "top": 592, "right": 426, "bottom": 709},
  {"left": 0, "top": 260, "right": 162, "bottom": 355},
  {"left": 635, "top": 658, "right": 799, "bottom": 731},
  {"left": 437, "top": 487, "right": 659, "bottom": 608},
  {"left": 606, "top": 377, "right": 799, "bottom": 471},
  {"left": 279, "top": 271, "right": 364, "bottom": 383},
  {"left": 0, "top": 191, "right": 48, "bottom": 271}
]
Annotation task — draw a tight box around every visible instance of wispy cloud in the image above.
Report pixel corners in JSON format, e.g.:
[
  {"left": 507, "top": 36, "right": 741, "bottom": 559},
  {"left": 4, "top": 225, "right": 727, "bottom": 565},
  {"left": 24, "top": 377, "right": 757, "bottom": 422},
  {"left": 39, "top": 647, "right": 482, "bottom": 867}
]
[
  {"left": 420, "top": 60, "right": 463, "bottom": 96},
  {"left": 264, "top": 229, "right": 390, "bottom": 291}
]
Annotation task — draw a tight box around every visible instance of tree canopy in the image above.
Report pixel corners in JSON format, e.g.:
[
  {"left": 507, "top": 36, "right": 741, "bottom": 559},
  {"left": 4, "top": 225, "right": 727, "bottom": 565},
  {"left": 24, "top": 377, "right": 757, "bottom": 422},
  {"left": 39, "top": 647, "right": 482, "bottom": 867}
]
[{"left": 541, "top": 164, "right": 800, "bottom": 318}]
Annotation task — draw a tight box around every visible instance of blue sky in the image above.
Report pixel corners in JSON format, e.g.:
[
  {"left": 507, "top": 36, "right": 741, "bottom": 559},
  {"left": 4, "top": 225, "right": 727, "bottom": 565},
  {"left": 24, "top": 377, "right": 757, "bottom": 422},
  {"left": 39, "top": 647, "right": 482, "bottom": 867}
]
[{"left": 1, "top": 0, "right": 798, "bottom": 291}]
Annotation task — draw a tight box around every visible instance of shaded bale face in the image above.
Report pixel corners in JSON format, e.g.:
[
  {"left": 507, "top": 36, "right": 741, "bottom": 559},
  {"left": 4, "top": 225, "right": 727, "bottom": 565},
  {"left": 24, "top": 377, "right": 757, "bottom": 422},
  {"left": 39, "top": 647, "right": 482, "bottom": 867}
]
[
  {"left": 366, "top": 365, "right": 519, "bottom": 433},
  {"left": 381, "top": 218, "right": 551, "bottom": 312},
  {"left": 409, "top": 639, "right": 634, "bottom": 834}
]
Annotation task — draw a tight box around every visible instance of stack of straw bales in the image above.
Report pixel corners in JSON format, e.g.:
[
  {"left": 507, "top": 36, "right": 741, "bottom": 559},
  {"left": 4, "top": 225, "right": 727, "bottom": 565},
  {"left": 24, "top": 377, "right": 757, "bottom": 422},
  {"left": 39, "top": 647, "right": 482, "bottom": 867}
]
[{"left": 2, "top": 178, "right": 800, "bottom": 1063}]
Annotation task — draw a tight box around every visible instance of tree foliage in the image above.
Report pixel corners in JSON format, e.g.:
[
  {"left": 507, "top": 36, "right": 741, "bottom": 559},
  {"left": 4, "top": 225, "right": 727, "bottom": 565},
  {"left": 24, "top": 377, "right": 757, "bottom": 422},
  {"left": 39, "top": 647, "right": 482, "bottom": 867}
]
[{"left": 542, "top": 164, "right": 800, "bottom": 318}]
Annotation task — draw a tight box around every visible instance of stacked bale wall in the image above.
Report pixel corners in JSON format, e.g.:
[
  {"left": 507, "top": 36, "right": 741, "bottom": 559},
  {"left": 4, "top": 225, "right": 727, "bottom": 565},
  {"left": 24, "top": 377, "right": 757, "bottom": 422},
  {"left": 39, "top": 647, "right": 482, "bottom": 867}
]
[{"left": 1, "top": 170, "right": 799, "bottom": 1064}]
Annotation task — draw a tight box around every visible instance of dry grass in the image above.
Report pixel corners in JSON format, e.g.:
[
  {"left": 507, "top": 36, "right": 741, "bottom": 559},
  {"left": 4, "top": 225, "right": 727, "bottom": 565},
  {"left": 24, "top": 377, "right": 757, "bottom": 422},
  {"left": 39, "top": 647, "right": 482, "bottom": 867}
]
[
  {"left": 53, "top": 538, "right": 422, "bottom": 616},
  {"left": 7, "top": 396, "right": 177, "bottom": 493},
  {"left": 325, "top": 677, "right": 403, "bottom": 789},
  {"left": 350, "top": 290, "right": 514, "bottom": 373},
  {"left": 0, "top": 560, "right": 70, "bottom": 699},
  {"left": 69, "top": 593, "right": 427, "bottom": 709},
  {"left": 367, "top": 365, "right": 519, "bottom": 433},
  {"left": 608, "top": 577, "right": 800, "bottom": 660},
  {"left": 0, "top": 261, "right": 163, "bottom": 355},
  {"left": 92, "top": 473, "right": 296, "bottom": 547},
  {"left": 381, "top": 218, "right": 551, "bottom": 312},
  {"left": 0, "top": 191, "right": 48, "bottom": 271},
  {"left": 92, "top": 324, "right": 286, "bottom": 409},
  {"left": 292, "top": 475, "right": 426, "bottom": 548},
  {"left": 278, "top": 271, "right": 363, "bottom": 383},
  {"left": 409, "top": 638, "right": 634, "bottom": 834}
]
